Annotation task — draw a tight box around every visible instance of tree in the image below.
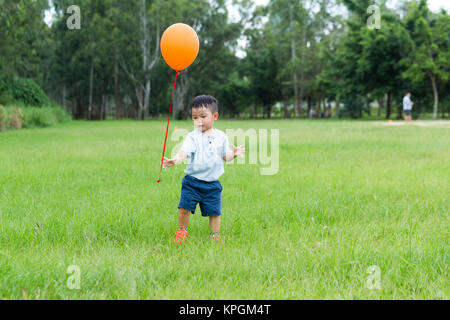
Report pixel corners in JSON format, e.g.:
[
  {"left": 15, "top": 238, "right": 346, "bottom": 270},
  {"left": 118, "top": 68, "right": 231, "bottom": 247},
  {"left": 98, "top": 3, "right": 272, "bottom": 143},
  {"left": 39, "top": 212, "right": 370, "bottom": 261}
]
[
  {"left": 402, "top": 0, "right": 450, "bottom": 119},
  {"left": 244, "top": 25, "right": 282, "bottom": 118},
  {"left": 358, "top": 12, "right": 410, "bottom": 119},
  {"left": 117, "top": 0, "right": 161, "bottom": 120},
  {"left": 0, "top": 0, "right": 50, "bottom": 82},
  {"left": 169, "top": 0, "right": 243, "bottom": 119},
  {"left": 266, "top": 0, "right": 312, "bottom": 118}
]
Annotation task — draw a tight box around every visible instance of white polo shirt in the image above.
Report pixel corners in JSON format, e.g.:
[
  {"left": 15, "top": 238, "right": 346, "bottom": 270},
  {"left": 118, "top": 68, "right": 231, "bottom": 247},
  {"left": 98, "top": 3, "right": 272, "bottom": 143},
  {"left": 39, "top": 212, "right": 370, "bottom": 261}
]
[
  {"left": 403, "top": 96, "right": 412, "bottom": 110},
  {"left": 180, "top": 128, "right": 231, "bottom": 182}
]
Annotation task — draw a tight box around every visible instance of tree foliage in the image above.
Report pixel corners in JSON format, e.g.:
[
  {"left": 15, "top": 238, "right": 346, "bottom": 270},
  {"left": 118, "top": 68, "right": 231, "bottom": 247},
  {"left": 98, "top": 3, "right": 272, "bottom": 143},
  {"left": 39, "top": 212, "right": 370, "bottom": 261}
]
[{"left": 0, "top": 0, "right": 448, "bottom": 119}]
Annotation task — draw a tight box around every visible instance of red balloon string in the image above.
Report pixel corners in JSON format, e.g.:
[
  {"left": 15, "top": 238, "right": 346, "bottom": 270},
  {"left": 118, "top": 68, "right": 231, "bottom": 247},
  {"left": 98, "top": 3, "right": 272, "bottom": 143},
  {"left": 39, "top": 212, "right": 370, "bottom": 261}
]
[{"left": 157, "top": 70, "right": 179, "bottom": 183}]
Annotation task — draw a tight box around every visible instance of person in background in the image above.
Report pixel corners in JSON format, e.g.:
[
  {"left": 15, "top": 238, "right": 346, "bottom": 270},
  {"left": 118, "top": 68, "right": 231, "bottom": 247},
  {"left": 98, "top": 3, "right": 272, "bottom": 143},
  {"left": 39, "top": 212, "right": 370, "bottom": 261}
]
[{"left": 403, "top": 92, "right": 414, "bottom": 122}]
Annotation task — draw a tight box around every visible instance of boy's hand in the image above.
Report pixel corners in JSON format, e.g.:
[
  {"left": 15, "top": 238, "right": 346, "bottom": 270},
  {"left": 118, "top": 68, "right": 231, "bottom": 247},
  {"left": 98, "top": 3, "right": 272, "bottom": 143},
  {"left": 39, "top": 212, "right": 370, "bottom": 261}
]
[
  {"left": 162, "top": 156, "right": 176, "bottom": 171},
  {"left": 232, "top": 144, "right": 245, "bottom": 158},
  {"left": 161, "top": 151, "right": 187, "bottom": 170}
]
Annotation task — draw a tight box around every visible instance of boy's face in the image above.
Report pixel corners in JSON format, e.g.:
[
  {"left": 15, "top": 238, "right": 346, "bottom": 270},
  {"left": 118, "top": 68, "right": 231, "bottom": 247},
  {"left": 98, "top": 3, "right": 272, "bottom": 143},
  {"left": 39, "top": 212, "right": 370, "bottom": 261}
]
[{"left": 191, "top": 106, "right": 218, "bottom": 132}]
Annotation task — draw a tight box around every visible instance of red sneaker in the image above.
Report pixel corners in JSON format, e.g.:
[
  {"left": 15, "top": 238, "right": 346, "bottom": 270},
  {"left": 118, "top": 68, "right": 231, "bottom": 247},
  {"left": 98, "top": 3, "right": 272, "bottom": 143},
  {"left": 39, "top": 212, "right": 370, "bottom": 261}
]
[{"left": 174, "top": 229, "right": 188, "bottom": 245}]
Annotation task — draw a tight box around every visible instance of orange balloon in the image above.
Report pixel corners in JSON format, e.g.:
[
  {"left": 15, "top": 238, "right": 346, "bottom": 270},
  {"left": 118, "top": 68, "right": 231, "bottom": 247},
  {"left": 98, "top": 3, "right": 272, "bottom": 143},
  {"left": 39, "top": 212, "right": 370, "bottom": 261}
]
[{"left": 160, "top": 23, "right": 199, "bottom": 71}]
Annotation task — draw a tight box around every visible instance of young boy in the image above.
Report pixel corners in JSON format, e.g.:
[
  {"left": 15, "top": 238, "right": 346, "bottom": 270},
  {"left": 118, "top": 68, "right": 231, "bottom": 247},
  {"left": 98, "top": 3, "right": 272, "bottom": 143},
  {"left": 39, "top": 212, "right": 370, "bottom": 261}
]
[{"left": 162, "top": 95, "right": 245, "bottom": 245}]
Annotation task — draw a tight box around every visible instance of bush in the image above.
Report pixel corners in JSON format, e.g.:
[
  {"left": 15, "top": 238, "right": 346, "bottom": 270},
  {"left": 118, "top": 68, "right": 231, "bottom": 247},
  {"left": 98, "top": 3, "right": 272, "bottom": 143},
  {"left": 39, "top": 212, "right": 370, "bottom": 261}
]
[
  {"left": 44, "top": 103, "right": 72, "bottom": 123},
  {"left": 21, "top": 107, "right": 56, "bottom": 128},
  {"left": 0, "top": 75, "right": 49, "bottom": 106},
  {"left": 0, "top": 104, "right": 71, "bottom": 131},
  {"left": 0, "top": 105, "right": 25, "bottom": 130},
  {"left": 0, "top": 91, "right": 15, "bottom": 105},
  {"left": 0, "top": 105, "right": 6, "bottom": 132}
]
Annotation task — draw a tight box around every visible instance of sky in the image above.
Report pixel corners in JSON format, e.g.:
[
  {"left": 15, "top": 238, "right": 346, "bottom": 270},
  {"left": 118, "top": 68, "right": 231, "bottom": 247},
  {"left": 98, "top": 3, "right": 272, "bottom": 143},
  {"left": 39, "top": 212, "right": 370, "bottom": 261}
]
[{"left": 397, "top": 0, "right": 450, "bottom": 11}]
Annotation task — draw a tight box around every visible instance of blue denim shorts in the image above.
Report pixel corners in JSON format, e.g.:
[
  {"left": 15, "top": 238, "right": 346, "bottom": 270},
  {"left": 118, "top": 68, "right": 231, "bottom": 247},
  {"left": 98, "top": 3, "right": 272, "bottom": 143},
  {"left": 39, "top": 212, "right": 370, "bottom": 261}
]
[{"left": 178, "top": 175, "right": 222, "bottom": 217}]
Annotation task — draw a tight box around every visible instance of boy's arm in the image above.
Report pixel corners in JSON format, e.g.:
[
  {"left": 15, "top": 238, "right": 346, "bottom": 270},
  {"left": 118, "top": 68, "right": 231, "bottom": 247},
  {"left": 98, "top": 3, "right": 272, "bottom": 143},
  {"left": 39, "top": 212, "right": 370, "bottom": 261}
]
[
  {"left": 162, "top": 150, "right": 187, "bottom": 170},
  {"left": 163, "top": 134, "right": 195, "bottom": 170},
  {"left": 223, "top": 144, "right": 245, "bottom": 162}
]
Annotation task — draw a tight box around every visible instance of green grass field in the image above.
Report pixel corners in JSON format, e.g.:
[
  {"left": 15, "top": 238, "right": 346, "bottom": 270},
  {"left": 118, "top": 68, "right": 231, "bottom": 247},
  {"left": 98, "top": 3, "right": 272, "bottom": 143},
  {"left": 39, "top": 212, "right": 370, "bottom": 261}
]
[{"left": 0, "top": 119, "right": 448, "bottom": 299}]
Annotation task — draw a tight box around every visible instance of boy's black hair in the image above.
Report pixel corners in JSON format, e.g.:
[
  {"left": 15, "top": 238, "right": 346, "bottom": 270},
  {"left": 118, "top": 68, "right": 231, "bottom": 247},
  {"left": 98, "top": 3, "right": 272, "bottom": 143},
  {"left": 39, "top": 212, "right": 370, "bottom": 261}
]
[{"left": 191, "top": 95, "right": 218, "bottom": 114}]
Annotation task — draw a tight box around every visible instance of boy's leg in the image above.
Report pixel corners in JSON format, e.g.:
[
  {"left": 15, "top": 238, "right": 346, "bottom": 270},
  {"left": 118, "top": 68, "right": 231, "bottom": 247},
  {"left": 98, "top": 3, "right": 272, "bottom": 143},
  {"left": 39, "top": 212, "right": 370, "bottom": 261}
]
[
  {"left": 174, "top": 208, "right": 191, "bottom": 244},
  {"left": 209, "top": 216, "right": 222, "bottom": 244},
  {"left": 178, "top": 208, "right": 191, "bottom": 229},
  {"left": 209, "top": 215, "right": 220, "bottom": 234}
]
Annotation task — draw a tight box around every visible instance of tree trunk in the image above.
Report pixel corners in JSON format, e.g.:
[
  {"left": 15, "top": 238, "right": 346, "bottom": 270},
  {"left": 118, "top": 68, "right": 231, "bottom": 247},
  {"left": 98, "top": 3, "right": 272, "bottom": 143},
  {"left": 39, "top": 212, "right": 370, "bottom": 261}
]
[
  {"left": 101, "top": 94, "right": 106, "bottom": 120},
  {"left": 138, "top": 0, "right": 160, "bottom": 121},
  {"left": 377, "top": 95, "right": 384, "bottom": 117},
  {"left": 141, "top": 0, "right": 149, "bottom": 120},
  {"left": 113, "top": 50, "right": 121, "bottom": 119},
  {"left": 250, "top": 104, "right": 256, "bottom": 119},
  {"left": 75, "top": 95, "right": 83, "bottom": 120},
  {"left": 430, "top": 74, "right": 439, "bottom": 119},
  {"left": 307, "top": 97, "right": 312, "bottom": 118},
  {"left": 283, "top": 95, "right": 291, "bottom": 118},
  {"left": 130, "top": 91, "right": 139, "bottom": 119},
  {"left": 289, "top": 4, "right": 301, "bottom": 118},
  {"left": 335, "top": 98, "right": 339, "bottom": 118},
  {"left": 174, "top": 72, "right": 189, "bottom": 120},
  {"left": 135, "top": 87, "right": 144, "bottom": 120},
  {"left": 316, "top": 97, "right": 321, "bottom": 118},
  {"left": 143, "top": 77, "right": 150, "bottom": 120},
  {"left": 62, "top": 85, "right": 67, "bottom": 111},
  {"left": 88, "top": 60, "right": 94, "bottom": 120},
  {"left": 297, "top": 27, "right": 306, "bottom": 118},
  {"left": 113, "top": 0, "right": 121, "bottom": 119},
  {"left": 386, "top": 92, "right": 392, "bottom": 119},
  {"left": 396, "top": 100, "right": 403, "bottom": 119}
]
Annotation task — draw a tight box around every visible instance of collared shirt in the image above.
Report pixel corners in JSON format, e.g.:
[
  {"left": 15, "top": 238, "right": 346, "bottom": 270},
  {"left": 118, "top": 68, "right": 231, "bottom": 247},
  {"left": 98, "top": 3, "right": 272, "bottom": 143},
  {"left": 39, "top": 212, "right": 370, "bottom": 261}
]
[
  {"left": 403, "top": 96, "right": 412, "bottom": 110},
  {"left": 180, "top": 128, "right": 231, "bottom": 182}
]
